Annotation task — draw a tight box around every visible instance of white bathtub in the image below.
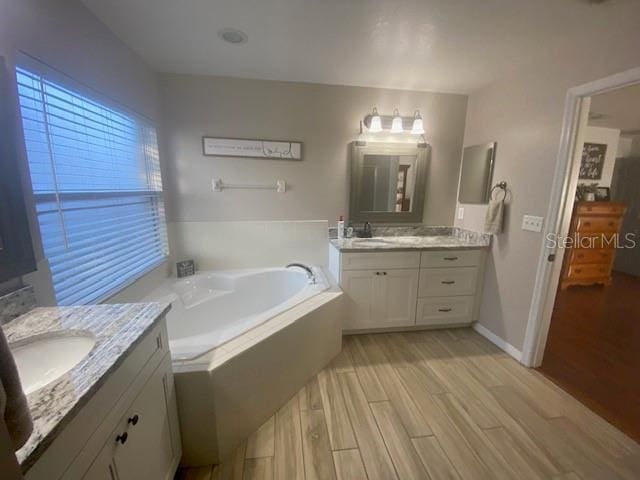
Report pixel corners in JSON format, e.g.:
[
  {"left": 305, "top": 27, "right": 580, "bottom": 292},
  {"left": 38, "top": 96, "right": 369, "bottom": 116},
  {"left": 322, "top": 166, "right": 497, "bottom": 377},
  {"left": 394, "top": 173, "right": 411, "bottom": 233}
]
[{"left": 147, "top": 267, "right": 329, "bottom": 360}]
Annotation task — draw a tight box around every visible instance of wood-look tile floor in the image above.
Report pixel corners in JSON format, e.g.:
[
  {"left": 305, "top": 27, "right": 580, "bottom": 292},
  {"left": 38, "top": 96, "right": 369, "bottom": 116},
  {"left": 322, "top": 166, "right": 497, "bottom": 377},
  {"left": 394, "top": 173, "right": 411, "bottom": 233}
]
[{"left": 177, "top": 328, "right": 640, "bottom": 480}]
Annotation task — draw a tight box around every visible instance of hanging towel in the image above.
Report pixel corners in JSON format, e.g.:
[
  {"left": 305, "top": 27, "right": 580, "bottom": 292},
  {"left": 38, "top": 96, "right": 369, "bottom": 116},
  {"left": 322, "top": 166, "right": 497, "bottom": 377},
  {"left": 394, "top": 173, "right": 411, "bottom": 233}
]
[
  {"left": 484, "top": 193, "right": 505, "bottom": 235},
  {"left": 0, "top": 327, "right": 32, "bottom": 450}
]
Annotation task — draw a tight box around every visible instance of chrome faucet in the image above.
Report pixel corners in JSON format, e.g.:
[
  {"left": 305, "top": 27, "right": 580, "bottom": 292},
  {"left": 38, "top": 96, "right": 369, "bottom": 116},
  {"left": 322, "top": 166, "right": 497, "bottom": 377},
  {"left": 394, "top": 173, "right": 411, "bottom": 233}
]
[{"left": 286, "top": 263, "right": 317, "bottom": 284}]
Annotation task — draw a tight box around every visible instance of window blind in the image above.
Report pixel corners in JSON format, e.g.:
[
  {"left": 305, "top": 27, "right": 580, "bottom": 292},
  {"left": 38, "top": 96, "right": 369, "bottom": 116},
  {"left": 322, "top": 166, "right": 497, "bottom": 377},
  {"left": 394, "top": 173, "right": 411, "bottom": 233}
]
[{"left": 16, "top": 65, "right": 169, "bottom": 305}]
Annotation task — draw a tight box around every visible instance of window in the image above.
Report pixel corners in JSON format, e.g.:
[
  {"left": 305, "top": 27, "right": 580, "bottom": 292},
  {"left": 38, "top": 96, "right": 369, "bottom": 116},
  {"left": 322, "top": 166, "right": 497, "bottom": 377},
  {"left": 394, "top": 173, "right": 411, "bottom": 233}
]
[{"left": 16, "top": 64, "right": 168, "bottom": 305}]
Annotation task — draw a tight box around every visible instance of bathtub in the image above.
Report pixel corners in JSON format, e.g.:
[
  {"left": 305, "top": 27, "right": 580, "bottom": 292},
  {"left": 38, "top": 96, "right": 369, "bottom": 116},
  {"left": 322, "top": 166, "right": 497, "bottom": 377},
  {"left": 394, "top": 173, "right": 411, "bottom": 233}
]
[
  {"left": 146, "top": 265, "right": 343, "bottom": 465},
  {"left": 148, "top": 267, "right": 329, "bottom": 360}
]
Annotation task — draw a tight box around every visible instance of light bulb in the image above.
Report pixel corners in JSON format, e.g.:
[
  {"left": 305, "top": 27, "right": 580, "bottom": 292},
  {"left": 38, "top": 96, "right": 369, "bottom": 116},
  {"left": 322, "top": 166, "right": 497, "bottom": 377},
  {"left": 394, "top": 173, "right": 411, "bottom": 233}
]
[
  {"left": 369, "top": 107, "right": 382, "bottom": 133},
  {"left": 411, "top": 110, "right": 425, "bottom": 135},
  {"left": 390, "top": 109, "right": 403, "bottom": 133}
]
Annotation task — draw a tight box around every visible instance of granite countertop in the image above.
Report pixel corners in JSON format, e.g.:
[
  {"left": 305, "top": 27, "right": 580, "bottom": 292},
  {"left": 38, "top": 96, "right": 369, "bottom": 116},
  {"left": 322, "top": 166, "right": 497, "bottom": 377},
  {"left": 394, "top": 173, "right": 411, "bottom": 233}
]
[
  {"left": 2, "top": 302, "right": 171, "bottom": 471},
  {"left": 329, "top": 226, "right": 491, "bottom": 252}
]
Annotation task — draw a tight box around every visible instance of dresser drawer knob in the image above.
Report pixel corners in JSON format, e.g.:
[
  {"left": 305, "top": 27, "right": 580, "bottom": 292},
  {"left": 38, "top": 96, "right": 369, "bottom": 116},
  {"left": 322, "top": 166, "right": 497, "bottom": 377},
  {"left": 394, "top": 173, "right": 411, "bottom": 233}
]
[
  {"left": 443, "top": 256, "right": 458, "bottom": 261},
  {"left": 116, "top": 432, "right": 128, "bottom": 445},
  {"left": 441, "top": 280, "right": 455, "bottom": 285},
  {"left": 438, "top": 308, "right": 453, "bottom": 312}
]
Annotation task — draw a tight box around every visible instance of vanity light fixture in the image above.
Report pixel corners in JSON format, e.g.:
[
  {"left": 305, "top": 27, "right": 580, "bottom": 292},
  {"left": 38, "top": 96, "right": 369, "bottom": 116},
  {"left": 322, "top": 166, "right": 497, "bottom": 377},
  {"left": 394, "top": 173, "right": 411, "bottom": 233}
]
[
  {"left": 390, "top": 109, "right": 404, "bottom": 133},
  {"left": 369, "top": 107, "right": 383, "bottom": 132},
  {"left": 411, "top": 110, "right": 425, "bottom": 135}
]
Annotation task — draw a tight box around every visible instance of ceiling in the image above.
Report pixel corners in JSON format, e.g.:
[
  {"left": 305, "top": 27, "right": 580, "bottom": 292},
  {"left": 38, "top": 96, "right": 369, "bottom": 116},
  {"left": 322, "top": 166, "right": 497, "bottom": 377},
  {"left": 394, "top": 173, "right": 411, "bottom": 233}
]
[
  {"left": 80, "top": 0, "right": 640, "bottom": 93},
  {"left": 589, "top": 83, "right": 640, "bottom": 134}
]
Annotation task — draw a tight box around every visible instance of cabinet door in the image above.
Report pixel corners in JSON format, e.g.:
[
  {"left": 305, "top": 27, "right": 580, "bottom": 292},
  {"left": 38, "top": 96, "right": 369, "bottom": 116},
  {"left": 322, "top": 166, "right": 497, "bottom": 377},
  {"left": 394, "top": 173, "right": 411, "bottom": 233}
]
[
  {"left": 82, "top": 444, "right": 117, "bottom": 480},
  {"left": 112, "top": 359, "right": 176, "bottom": 480},
  {"left": 377, "top": 269, "right": 418, "bottom": 328},
  {"left": 341, "top": 269, "right": 378, "bottom": 330}
]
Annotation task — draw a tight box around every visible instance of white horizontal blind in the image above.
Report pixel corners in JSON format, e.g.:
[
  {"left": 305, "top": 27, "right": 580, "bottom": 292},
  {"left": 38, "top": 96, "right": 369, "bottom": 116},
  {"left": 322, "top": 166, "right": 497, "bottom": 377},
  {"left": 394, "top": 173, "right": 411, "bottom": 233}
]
[{"left": 16, "top": 65, "right": 168, "bottom": 305}]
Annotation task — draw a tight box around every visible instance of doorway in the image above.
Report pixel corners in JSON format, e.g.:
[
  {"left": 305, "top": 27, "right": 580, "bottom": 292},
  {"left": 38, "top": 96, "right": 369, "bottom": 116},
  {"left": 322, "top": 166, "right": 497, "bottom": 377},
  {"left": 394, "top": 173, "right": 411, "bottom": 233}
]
[{"left": 537, "top": 82, "right": 640, "bottom": 442}]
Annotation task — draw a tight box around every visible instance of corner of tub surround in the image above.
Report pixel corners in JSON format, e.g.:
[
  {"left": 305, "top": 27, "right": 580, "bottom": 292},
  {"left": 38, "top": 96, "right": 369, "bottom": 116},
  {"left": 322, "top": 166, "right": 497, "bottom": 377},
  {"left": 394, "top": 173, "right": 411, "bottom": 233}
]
[
  {"left": 0, "top": 285, "right": 37, "bottom": 325},
  {"left": 167, "top": 220, "right": 331, "bottom": 270}
]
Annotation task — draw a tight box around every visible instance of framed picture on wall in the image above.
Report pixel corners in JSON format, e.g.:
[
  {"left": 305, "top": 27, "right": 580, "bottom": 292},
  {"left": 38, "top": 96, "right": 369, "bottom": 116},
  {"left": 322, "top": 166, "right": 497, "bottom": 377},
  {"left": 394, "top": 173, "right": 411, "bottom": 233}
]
[
  {"left": 202, "top": 137, "right": 303, "bottom": 160},
  {"left": 579, "top": 142, "right": 607, "bottom": 180}
]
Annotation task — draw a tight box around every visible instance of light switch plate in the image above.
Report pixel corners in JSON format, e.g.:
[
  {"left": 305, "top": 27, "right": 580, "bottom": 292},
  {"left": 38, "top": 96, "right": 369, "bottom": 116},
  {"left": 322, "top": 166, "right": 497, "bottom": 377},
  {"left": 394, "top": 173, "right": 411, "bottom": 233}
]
[
  {"left": 522, "top": 215, "right": 544, "bottom": 232},
  {"left": 457, "top": 207, "right": 465, "bottom": 220}
]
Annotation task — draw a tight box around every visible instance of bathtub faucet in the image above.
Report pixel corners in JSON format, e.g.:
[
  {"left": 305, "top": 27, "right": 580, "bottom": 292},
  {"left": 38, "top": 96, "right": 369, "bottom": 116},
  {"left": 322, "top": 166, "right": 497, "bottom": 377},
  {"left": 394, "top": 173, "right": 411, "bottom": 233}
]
[{"left": 286, "top": 263, "right": 317, "bottom": 284}]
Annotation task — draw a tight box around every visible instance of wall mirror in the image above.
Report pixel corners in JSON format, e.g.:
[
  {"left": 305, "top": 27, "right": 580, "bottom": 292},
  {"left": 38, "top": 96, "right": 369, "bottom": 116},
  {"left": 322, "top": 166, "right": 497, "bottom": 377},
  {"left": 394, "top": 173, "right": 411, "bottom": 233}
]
[
  {"left": 349, "top": 142, "right": 429, "bottom": 223},
  {"left": 458, "top": 142, "right": 497, "bottom": 204}
]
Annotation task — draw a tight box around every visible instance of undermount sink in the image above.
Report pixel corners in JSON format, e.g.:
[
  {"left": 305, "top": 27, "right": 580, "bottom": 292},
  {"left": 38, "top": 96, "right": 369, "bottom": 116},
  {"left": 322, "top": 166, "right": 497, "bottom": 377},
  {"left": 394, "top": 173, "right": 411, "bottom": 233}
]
[{"left": 10, "top": 333, "right": 96, "bottom": 395}]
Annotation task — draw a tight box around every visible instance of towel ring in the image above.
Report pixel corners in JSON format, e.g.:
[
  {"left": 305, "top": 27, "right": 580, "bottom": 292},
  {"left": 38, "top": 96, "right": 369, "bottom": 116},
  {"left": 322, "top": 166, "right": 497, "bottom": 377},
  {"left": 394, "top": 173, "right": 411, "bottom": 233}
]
[{"left": 490, "top": 181, "right": 507, "bottom": 202}]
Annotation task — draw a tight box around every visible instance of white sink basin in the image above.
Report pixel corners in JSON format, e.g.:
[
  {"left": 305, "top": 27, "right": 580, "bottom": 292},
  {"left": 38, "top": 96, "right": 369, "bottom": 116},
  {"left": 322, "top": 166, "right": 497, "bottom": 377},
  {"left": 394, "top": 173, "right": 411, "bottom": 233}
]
[{"left": 10, "top": 333, "right": 96, "bottom": 395}]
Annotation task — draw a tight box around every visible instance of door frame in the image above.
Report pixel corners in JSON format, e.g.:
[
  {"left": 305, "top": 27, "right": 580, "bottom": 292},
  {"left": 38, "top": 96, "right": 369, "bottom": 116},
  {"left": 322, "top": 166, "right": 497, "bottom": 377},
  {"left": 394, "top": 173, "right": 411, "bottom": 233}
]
[{"left": 521, "top": 67, "right": 640, "bottom": 367}]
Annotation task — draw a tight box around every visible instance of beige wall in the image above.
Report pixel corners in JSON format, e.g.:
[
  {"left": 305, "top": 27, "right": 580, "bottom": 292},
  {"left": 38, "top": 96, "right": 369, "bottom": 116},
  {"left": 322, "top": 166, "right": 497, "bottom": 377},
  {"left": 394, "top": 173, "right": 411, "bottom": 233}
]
[
  {"left": 0, "top": 0, "right": 165, "bottom": 305},
  {"left": 457, "top": 52, "right": 640, "bottom": 352},
  {"left": 159, "top": 74, "right": 468, "bottom": 226}
]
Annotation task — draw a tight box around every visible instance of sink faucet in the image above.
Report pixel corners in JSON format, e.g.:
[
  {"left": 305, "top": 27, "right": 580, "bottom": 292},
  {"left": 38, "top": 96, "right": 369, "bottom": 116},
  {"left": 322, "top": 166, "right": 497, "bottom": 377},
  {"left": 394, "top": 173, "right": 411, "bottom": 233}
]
[
  {"left": 286, "top": 263, "right": 317, "bottom": 284},
  {"left": 357, "top": 222, "right": 373, "bottom": 238}
]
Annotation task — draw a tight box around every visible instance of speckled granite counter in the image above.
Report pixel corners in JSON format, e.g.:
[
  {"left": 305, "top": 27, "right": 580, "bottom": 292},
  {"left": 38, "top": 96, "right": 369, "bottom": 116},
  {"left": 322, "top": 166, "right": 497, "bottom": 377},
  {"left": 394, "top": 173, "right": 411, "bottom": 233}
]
[
  {"left": 330, "top": 227, "right": 491, "bottom": 252},
  {"left": 2, "top": 302, "right": 171, "bottom": 470}
]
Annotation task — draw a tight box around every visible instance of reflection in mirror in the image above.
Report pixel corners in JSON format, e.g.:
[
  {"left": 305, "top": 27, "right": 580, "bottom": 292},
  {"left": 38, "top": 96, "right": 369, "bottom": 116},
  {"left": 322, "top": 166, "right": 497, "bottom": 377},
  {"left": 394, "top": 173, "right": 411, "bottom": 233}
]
[
  {"left": 350, "top": 142, "right": 429, "bottom": 223},
  {"left": 458, "top": 142, "right": 497, "bottom": 204},
  {"left": 359, "top": 154, "right": 417, "bottom": 213}
]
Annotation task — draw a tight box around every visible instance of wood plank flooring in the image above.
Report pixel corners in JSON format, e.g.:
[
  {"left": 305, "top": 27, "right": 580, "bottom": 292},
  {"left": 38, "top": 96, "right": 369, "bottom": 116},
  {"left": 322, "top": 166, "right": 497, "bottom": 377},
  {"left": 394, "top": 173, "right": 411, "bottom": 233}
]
[
  {"left": 177, "top": 328, "right": 640, "bottom": 480},
  {"left": 539, "top": 271, "right": 640, "bottom": 443}
]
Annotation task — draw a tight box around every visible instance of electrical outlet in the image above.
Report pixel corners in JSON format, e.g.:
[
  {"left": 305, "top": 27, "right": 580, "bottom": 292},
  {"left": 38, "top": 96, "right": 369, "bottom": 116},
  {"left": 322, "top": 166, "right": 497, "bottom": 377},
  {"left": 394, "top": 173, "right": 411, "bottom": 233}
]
[
  {"left": 522, "top": 215, "right": 544, "bottom": 232},
  {"left": 457, "top": 207, "right": 465, "bottom": 220}
]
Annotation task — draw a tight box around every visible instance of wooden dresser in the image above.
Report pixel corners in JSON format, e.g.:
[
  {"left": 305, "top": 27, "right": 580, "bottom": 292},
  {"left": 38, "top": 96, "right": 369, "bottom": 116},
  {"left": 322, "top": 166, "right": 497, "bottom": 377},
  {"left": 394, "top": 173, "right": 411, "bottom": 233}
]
[{"left": 561, "top": 201, "right": 626, "bottom": 289}]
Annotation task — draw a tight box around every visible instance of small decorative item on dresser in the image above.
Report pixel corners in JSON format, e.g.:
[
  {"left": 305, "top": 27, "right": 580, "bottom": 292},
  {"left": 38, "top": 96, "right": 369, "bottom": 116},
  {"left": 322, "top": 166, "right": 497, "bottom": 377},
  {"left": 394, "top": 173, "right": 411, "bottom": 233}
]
[
  {"left": 595, "top": 186, "right": 611, "bottom": 201},
  {"left": 176, "top": 260, "right": 196, "bottom": 278}
]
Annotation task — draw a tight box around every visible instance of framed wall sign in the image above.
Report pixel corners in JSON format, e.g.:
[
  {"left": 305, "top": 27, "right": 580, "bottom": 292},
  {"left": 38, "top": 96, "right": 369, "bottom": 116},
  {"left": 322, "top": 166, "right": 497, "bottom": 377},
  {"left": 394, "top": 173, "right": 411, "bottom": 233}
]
[
  {"left": 579, "top": 142, "right": 607, "bottom": 180},
  {"left": 202, "top": 137, "right": 303, "bottom": 160}
]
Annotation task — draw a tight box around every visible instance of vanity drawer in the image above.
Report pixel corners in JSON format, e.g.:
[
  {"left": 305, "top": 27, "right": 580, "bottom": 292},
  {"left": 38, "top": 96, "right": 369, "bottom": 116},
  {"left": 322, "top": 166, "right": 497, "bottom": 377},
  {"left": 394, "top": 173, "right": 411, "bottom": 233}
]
[
  {"left": 416, "top": 296, "right": 474, "bottom": 326},
  {"left": 341, "top": 251, "right": 420, "bottom": 270},
  {"left": 420, "top": 249, "right": 482, "bottom": 268},
  {"left": 418, "top": 267, "right": 478, "bottom": 297},
  {"left": 569, "top": 248, "right": 614, "bottom": 265}
]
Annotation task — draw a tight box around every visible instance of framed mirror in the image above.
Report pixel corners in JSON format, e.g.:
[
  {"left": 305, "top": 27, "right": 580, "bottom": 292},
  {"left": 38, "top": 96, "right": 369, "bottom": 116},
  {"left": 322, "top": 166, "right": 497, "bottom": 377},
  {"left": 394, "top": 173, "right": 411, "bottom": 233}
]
[
  {"left": 349, "top": 142, "right": 429, "bottom": 223},
  {"left": 458, "top": 142, "right": 497, "bottom": 204}
]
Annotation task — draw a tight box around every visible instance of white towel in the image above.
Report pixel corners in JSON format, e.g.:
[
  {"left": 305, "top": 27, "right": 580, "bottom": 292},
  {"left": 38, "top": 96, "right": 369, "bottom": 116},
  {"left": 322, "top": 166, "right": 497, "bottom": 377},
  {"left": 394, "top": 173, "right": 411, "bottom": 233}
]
[{"left": 484, "top": 196, "right": 505, "bottom": 234}]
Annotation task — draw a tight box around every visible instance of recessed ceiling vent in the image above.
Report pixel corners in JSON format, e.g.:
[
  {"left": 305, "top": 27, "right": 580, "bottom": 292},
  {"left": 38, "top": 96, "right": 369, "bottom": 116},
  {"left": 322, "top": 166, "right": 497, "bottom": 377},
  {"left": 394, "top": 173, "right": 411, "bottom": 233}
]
[{"left": 218, "top": 28, "right": 248, "bottom": 45}]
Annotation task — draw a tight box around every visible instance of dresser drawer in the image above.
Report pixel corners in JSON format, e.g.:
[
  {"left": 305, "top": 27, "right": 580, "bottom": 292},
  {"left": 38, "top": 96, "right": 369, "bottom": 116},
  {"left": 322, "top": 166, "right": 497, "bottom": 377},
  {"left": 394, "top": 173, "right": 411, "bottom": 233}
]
[
  {"left": 576, "top": 203, "right": 626, "bottom": 216},
  {"left": 420, "top": 249, "right": 482, "bottom": 268},
  {"left": 569, "top": 249, "right": 614, "bottom": 265},
  {"left": 566, "top": 263, "right": 611, "bottom": 280},
  {"left": 418, "top": 267, "right": 478, "bottom": 297},
  {"left": 341, "top": 251, "right": 420, "bottom": 270},
  {"left": 416, "top": 296, "right": 474, "bottom": 326},
  {"left": 575, "top": 216, "right": 622, "bottom": 233}
]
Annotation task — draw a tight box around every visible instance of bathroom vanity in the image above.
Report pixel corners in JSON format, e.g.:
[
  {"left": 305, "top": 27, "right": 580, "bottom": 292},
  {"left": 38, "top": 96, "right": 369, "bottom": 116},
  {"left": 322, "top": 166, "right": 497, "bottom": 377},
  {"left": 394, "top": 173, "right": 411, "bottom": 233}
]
[
  {"left": 329, "top": 230, "right": 489, "bottom": 331},
  {"left": 4, "top": 303, "right": 181, "bottom": 480}
]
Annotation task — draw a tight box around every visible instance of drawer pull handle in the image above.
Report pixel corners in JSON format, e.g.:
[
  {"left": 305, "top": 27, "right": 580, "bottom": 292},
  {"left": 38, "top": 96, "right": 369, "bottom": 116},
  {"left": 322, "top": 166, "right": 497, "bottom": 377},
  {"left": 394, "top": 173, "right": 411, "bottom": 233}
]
[
  {"left": 382, "top": 271, "right": 387, "bottom": 275},
  {"left": 438, "top": 308, "right": 453, "bottom": 312},
  {"left": 128, "top": 414, "right": 139, "bottom": 426},
  {"left": 375, "top": 272, "right": 380, "bottom": 276},
  {"left": 441, "top": 280, "right": 455, "bottom": 285},
  {"left": 116, "top": 432, "right": 128, "bottom": 445},
  {"left": 443, "top": 257, "right": 458, "bottom": 261}
]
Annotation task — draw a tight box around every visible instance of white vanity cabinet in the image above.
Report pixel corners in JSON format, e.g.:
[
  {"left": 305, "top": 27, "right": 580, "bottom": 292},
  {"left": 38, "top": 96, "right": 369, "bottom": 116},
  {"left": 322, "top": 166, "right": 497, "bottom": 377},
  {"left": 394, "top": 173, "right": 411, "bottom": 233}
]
[
  {"left": 26, "top": 318, "right": 181, "bottom": 480},
  {"left": 331, "top": 247, "right": 486, "bottom": 331}
]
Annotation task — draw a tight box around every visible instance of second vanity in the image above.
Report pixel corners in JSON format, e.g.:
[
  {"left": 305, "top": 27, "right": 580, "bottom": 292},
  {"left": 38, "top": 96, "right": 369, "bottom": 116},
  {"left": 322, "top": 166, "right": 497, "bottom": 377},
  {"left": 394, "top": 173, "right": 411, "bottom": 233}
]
[{"left": 329, "top": 228, "right": 490, "bottom": 331}]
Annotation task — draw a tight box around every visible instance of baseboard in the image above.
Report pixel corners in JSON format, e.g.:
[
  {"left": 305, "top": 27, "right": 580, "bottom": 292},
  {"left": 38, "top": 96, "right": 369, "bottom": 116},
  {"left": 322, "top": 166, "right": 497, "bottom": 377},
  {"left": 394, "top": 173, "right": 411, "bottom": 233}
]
[{"left": 473, "top": 323, "right": 523, "bottom": 362}]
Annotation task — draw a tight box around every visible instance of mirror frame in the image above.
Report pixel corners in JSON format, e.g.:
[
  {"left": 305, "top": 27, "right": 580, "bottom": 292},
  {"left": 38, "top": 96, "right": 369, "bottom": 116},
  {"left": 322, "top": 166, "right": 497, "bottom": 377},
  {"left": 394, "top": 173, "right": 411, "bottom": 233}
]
[
  {"left": 349, "top": 142, "right": 430, "bottom": 223},
  {"left": 457, "top": 141, "right": 497, "bottom": 204}
]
